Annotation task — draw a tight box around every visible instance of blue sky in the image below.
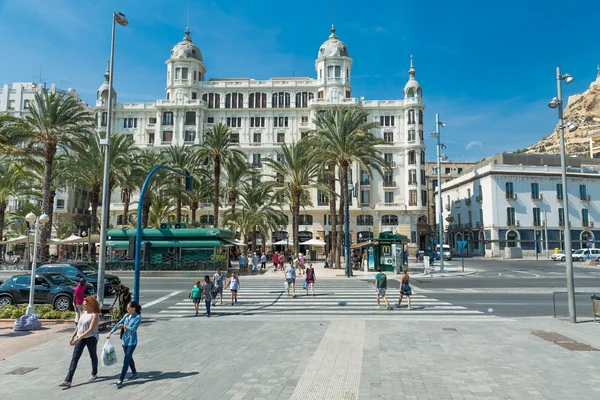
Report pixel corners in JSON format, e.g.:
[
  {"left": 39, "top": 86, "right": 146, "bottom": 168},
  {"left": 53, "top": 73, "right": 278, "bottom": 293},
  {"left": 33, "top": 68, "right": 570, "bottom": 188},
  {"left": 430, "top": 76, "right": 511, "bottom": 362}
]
[{"left": 1, "top": 0, "right": 599, "bottom": 162}]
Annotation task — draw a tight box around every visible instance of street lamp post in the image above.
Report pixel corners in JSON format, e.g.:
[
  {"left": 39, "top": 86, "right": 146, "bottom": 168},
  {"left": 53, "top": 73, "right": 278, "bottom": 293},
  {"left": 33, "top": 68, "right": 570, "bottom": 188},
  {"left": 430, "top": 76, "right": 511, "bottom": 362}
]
[
  {"left": 345, "top": 184, "right": 357, "bottom": 278},
  {"left": 430, "top": 113, "right": 446, "bottom": 273},
  {"left": 97, "top": 11, "right": 128, "bottom": 306},
  {"left": 25, "top": 212, "right": 49, "bottom": 315},
  {"left": 548, "top": 67, "right": 578, "bottom": 323}
]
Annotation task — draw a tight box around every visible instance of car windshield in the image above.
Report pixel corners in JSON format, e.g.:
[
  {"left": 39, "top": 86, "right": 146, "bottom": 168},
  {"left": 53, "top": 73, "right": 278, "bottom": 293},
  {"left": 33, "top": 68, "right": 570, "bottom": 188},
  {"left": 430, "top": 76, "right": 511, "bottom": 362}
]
[
  {"left": 45, "top": 274, "right": 76, "bottom": 285},
  {"left": 573, "top": 250, "right": 585, "bottom": 254},
  {"left": 78, "top": 266, "right": 98, "bottom": 275}
]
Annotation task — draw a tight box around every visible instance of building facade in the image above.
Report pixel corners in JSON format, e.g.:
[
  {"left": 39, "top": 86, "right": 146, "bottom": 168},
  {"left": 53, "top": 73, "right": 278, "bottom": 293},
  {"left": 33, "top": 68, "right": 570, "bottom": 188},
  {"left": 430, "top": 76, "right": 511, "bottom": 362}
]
[
  {"left": 0, "top": 82, "right": 92, "bottom": 234},
  {"left": 438, "top": 153, "right": 600, "bottom": 257},
  {"left": 94, "top": 26, "right": 428, "bottom": 252}
]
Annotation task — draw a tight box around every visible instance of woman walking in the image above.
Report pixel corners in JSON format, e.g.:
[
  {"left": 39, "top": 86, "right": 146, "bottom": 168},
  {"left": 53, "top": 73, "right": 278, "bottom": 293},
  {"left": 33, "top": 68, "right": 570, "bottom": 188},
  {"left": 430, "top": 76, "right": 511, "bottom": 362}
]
[
  {"left": 190, "top": 280, "right": 202, "bottom": 316},
  {"left": 397, "top": 268, "right": 412, "bottom": 310},
  {"left": 305, "top": 263, "right": 316, "bottom": 296},
  {"left": 107, "top": 301, "right": 142, "bottom": 388},
  {"left": 201, "top": 275, "right": 214, "bottom": 317},
  {"left": 59, "top": 296, "right": 100, "bottom": 388},
  {"left": 228, "top": 273, "right": 240, "bottom": 305},
  {"left": 272, "top": 252, "right": 279, "bottom": 270}
]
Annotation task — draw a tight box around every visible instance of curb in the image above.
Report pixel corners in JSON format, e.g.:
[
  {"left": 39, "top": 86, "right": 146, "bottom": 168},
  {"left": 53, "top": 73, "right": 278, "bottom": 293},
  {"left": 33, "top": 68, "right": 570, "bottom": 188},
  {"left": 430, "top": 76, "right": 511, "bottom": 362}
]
[
  {"left": 0, "top": 319, "right": 74, "bottom": 324},
  {"left": 415, "top": 270, "right": 478, "bottom": 279}
]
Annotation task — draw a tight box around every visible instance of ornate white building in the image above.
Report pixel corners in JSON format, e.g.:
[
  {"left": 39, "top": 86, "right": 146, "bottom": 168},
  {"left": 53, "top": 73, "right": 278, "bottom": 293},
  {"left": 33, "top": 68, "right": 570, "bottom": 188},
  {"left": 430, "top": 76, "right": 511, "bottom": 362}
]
[{"left": 95, "top": 26, "right": 429, "bottom": 252}]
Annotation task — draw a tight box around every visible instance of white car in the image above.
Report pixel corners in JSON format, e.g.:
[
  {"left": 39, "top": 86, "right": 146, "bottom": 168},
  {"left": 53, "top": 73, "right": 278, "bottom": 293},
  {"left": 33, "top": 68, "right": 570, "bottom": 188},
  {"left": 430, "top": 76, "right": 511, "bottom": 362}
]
[
  {"left": 551, "top": 252, "right": 567, "bottom": 261},
  {"left": 572, "top": 249, "right": 600, "bottom": 262}
]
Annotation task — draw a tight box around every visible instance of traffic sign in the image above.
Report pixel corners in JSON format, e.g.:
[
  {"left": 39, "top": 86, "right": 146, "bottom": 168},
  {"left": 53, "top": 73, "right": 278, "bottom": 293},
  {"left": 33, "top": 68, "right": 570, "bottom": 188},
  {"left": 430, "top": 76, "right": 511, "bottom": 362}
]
[
  {"left": 589, "top": 237, "right": 594, "bottom": 243},
  {"left": 458, "top": 240, "right": 468, "bottom": 249}
]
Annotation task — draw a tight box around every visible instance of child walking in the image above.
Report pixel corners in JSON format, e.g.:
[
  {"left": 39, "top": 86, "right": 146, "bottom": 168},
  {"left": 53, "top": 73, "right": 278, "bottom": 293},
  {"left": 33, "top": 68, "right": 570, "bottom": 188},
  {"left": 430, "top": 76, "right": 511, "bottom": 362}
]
[
  {"left": 228, "top": 273, "right": 239, "bottom": 305},
  {"left": 190, "top": 280, "right": 201, "bottom": 316}
]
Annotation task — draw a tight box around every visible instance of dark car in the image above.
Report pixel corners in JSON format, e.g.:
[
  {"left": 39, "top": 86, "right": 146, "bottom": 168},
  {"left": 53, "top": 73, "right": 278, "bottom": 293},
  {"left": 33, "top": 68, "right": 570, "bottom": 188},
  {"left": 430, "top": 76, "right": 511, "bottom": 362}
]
[
  {"left": 0, "top": 273, "right": 95, "bottom": 311},
  {"left": 37, "top": 263, "right": 120, "bottom": 295}
]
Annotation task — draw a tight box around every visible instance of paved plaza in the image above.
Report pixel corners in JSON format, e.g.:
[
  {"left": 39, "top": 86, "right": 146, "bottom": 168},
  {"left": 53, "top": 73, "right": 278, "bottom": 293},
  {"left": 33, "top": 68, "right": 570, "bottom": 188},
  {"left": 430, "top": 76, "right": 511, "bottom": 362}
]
[{"left": 1, "top": 276, "right": 600, "bottom": 399}]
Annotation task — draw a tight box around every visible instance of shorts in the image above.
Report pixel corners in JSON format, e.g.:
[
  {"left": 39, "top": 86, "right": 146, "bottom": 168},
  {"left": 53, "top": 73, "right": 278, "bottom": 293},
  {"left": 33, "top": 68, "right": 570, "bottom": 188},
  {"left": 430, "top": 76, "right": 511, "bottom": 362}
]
[
  {"left": 230, "top": 289, "right": 238, "bottom": 293},
  {"left": 192, "top": 297, "right": 201, "bottom": 304},
  {"left": 377, "top": 288, "right": 386, "bottom": 297},
  {"left": 215, "top": 286, "right": 223, "bottom": 294},
  {"left": 286, "top": 278, "right": 296, "bottom": 285}
]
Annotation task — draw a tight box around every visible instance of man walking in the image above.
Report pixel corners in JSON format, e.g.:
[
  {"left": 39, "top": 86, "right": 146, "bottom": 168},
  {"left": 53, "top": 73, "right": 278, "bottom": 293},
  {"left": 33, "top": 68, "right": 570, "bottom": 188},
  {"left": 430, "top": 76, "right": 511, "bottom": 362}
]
[
  {"left": 285, "top": 262, "right": 296, "bottom": 298},
  {"left": 252, "top": 252, "right": 259, "bottom": 273},
  {"left": 73, "top": 278, "right": 87, "bottom": 323},
  {"left": 374, "top": 268, "right": 391, "bottom": 309},
  {"left": 261, "top": 253, "right": 267, "bottom": 270},
  {"left": 212, "top": 268, "right": 225, "bottom": 305}
]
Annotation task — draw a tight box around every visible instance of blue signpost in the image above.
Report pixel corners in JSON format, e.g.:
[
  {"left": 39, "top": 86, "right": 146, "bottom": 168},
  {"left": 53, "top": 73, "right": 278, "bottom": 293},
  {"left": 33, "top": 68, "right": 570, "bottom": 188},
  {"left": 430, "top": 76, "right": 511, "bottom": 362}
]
[{"left": 458, "top": 240, "right": 468, "bottom": 272}]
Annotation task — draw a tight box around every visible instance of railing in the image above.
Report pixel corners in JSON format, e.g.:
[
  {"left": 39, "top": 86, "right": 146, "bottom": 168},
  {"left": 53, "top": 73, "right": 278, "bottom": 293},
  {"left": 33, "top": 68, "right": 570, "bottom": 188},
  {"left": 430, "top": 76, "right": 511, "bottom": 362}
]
[
  {"left": 476, "top": 222, "right": 483, "bottom": 229},
  {"left": 476, "top": 195, "right": 482, "bottom": 203},
  {"left": 455, "top": 200, "right": 461, "bottom": 208},
  {"left": 532, "top": 193, "right": 543, "bottom": 200},
  {"left": 505, "top": 193, "right": 518, "bottom": 200},
  {"left": 581, "top": 194, "right": 591, "bottom": 202},
  {"left": 507, "top": 220, "right": 520, "bottom": 227},
  {"left": 465, "top": 199, "right": 472, "bottom": 206},
  {"left": 382, "top": 181, "right": 396, "bottom": 188},
  {"left": 464, "top": 223, "right": 472, "bottom": 230},
  {"left": 360, "top": 180, "right": 371, "bottom": 186},
  {"left": 445, "top": 204, "right": 450, "bottom": 211}
]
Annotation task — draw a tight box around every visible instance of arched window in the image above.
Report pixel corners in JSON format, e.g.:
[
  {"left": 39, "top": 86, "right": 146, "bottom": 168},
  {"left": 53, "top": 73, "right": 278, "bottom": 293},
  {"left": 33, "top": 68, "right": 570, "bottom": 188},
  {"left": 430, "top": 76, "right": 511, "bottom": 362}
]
[
  {"left": 356, "top": 215, "right": 373, "bottom": 225},
  {"left": 248, "top": 92, "right": 267, "bottom": 108},
  {"left": 200, "top": 215, "right": 215, "bottom": 224},
  {"left": 202, "top": 93, "right": 220, "bottom": 109},
  {"left": 298, "top": 215, "right": 313, "bottom": 225},
  {"left": 417, "top": 215, "right": 427, "bottom": 223},
  {"left": 507, "top": 231, "right": 518, "bottom": 248},
  {"left": 225, "top": 93, "right": 243, "bottom": 109},
  {"left": 272, "top": 92, "right": 291, "bottom": 108},
  {"left": 295, "top": 92, "right": 315, "bottom": 108},
  {"left": 418, "top": 110, "right": 423, "bottom": 124},
  {"left": 407, "top": 109, "right": 415, "bottom": 124},
  {"left": 381, "top": 215, "right": 399, "bottom": 225},
  {"left": 406, "top": 88, "right": 415, "bottom": 98}
]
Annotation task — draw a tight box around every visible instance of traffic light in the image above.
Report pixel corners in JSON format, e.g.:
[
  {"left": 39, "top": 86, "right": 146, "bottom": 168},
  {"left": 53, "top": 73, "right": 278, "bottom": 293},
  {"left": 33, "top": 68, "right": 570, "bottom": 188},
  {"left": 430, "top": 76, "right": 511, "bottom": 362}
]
[
  {"left": 142, "top": 242, "right": 152, "bottom": 265},
  {"left": 185, "top": 170, "right": 193, "bottom": 191},
  {"left": 127, "top": 236, "right": 136, "bottom": 259}
]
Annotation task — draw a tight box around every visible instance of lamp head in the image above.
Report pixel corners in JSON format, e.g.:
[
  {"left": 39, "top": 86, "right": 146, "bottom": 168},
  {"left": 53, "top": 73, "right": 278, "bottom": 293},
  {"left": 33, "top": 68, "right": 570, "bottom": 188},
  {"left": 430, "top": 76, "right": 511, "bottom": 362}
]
[
  {"left": 430, "top": 132, "right": 437, "bottom": 138},
  {"left": 39, "top": 214, "right": 50, "bottom": 224},
  {"left": 441, "top": 155, "right": 449, "bottom": 162},
  {"left": 567, "top": 122, "right": 578, "bottom": 132},
  {"left": 25, "top": 212, "right": 36, "bottom": 224},
  {"left": 115, "top": 11, "right": 128, "bottom": 26},
  {"left": 562, "top": 73, "right": 574, "bottom": 84},
  {"left": 438, "top": 122, "right": 446, "bottom": 128},
  {"left": 548, "top": 97, "right": 559, "bottom": 109},
  {"left": 440, "top": 143, "right": 447, "bottom": 150}
]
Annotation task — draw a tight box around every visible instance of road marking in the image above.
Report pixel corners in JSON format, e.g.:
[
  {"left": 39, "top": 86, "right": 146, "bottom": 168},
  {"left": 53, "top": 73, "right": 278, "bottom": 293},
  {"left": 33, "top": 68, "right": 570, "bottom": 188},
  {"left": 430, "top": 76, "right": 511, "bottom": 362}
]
[
  {"left": 474, "top": 302, "right": 531, "bottom": 305},
  {"left": 142, "top": 291, "right": 182, "bottom": 308},
  {"left": 515, "top": 271, "right": 541, "bottom": 278},
  {"left": 498, "top": 273, "right": 516, "bottom": 278}
]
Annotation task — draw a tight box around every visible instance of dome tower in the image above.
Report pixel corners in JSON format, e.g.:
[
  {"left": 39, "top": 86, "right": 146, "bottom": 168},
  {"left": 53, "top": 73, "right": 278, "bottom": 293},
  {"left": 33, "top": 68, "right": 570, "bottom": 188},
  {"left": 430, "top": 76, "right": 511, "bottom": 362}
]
[
  {"left": 404, "top": 56, "right": 422, "bottom": 99},
  {"left": 314, "top": 25, "right": 353, "bottom": 104},
  {"left": 96, "top": 60, "right": 116, "bottom": 106},
  {"left": 165, "top": 28, "right": 206, "bottom": 101}
]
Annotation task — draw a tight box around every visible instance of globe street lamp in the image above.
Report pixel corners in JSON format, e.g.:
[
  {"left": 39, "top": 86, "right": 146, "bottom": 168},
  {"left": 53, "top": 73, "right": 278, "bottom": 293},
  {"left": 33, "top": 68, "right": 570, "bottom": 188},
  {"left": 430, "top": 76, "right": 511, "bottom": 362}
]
[
  {"left": 430, "top": 113, "right": 446, "bottom": 273},
  {"left": 25, "top": 212, "right": 49, "bottom": 315},
  {"left": 548, "top": 67, "right": 577, "bottom": 323},
  {"left": 98, "top": 11, "right": 128, "bottom": 306}
]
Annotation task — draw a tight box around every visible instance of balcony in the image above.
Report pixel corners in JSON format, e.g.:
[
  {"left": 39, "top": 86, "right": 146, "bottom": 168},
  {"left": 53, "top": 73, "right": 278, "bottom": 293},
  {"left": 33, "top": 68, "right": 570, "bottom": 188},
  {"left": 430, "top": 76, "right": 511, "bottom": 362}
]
[
  {"left": 581, "top": 194, "right": 591, "bottom": 202},
  {"left": 454, "top": 200, "right": 461, "bottom": 208},
  {"left": 507, "top": 220, "right": 520, "bottom": 227},
  {"left": 583, "top": 221, "right": 594, "bottom": 228},
  {"left": 465, "top": 199, "right": 472, "bottom": 206},
  {"left": 505, "top": 193, "right": 518, "bottom": 200},
  {"left": 385, "top": 161, "right": 397, "bottom": 168},
  {"left": 445, "top": 204, "right": 450, "bottom": 211},
  {"left": 476, "top": 221, "right": 483, "bottom": 229},
  {"left": 251, "top": 163, "right": 262, "bottom": 169},
  {"left": 531, "top": 193, "right": 543, "bottom": 201},
  {"left": 360, "top": 180, "right": 371, "bottom": 186},
  {"left": 408, "top": 180, "right": 417, "bottom": 186},
  {"left": 476, "top": 195, "right": 482, "bottom": 203},
  {"left": 464, "top": 223, "right": 472, "bottom": 230},
  {"left": 383, "top": 181, "right": 396, "bottom": 188}
]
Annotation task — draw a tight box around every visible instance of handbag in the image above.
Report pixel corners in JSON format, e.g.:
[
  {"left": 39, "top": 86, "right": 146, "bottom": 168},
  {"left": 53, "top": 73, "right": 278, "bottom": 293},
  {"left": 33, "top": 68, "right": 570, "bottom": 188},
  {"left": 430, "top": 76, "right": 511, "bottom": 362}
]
[
  {"left": 303, "top": 282, "right": 308, "bottom": 290},
  {"left": 284, "top": 281, "right": 289, "bottom": 291}
]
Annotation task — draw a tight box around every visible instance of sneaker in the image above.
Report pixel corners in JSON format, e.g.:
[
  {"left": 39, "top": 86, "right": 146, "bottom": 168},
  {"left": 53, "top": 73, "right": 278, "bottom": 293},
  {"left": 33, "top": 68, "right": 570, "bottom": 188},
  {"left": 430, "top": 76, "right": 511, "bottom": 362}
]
[
  {"left": 231, "top": 302, "right": 234, "bottom": 306},
  {"left": 115, "top": 381, "right": 123, "bottom": 388},
  {"left": 127, "top": 373, "right": 138, "bottom": 381},
  {"left": 386, "top": 304, "right": 392, "bottom": 310},
  {"left": 377, "top": 305, "right": 381, "bottom": 309}
]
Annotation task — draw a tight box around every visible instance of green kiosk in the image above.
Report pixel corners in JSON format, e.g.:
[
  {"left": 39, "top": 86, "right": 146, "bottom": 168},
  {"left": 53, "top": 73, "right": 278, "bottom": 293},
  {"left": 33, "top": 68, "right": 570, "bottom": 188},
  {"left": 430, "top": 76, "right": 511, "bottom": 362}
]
[{"left": 351, "top": 231, "right": 407, "bottom": 273}]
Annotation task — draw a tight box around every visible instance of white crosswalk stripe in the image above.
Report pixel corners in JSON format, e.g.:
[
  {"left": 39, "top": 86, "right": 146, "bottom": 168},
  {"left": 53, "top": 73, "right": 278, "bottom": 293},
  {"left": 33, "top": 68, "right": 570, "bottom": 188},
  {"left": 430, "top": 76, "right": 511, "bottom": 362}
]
[{"left": 145, "top": 279, "right": 501, "bottom": 320}]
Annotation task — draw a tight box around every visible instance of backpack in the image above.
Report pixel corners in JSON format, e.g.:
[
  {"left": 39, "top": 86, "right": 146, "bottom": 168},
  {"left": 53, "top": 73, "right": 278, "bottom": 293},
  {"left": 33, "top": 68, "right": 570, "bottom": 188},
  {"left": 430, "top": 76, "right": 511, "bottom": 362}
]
[{"left": 378, "top": 273, "right": 387, "bottom": 288}]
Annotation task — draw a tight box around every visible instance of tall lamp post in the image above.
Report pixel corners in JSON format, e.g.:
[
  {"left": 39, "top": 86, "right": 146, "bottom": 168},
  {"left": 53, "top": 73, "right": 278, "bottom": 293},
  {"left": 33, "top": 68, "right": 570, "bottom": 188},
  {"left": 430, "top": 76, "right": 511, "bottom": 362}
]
[
  {"left": 25, "top": 212, "right": 49, "bottom": 315},
  {"left": 345, "top": 183, "right": 358, "bottom": 278},
  {"left": 430, "top": 113, "right": 446, "bottom": 273},
  {"left": 97, "top": 11, "right": 128, "bottom": 306},
  {"left": 548, "top": 67, "right": 578, "bottom": 323}
]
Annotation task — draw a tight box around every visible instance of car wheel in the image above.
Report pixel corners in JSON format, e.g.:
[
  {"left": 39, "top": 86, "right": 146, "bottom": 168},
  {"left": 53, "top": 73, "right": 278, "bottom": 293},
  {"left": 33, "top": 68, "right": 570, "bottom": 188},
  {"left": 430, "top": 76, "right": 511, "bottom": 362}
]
[
  {"left": 54, "top": 295, "right": 72, "bottom": 312},
  {"left": 0, "top": 295, "right": 13, "bottom": 307},
  {"left": 561, "top": 256, "right": 565, "bottom": 261}
]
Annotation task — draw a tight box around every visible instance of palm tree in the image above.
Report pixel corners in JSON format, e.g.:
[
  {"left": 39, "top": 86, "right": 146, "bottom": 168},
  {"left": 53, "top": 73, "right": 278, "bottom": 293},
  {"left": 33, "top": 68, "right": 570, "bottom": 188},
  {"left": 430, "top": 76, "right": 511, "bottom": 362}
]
[
  {"left": 185, "top": 170, "right": 212, "bottom": 225},
  {"left": 147, "top": 193, "right": 177, "bottom": 228},
  {"left": 4, "top": 90, "right": 93, "bottom": 259},
  {"left": 195, "top": 123, "right": 243, "bottom": 228},
  {"left": 222, "top": 154, "right": 250, "bottom": 215},
  {"left": 136, "top": 149, "right": 166, "bottom": 227},
  {"left": 0, "top": 162, "right": 28, "bottom": 258},
  {"left": 309, "top": 106, "right": 387, "bottom": 269},
  {"left": 263, "top": 142, "right": 324, "bottom": 255},
  {"left": 163, "top": 144, "right": 198, "bottom": 222}
]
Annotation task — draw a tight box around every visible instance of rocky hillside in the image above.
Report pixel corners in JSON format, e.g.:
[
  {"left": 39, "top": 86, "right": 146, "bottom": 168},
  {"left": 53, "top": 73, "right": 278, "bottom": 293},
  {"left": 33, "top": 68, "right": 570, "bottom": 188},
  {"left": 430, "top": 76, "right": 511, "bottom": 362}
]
[{"left": 522, "top": 74, "right": 600, "bottom": 156}]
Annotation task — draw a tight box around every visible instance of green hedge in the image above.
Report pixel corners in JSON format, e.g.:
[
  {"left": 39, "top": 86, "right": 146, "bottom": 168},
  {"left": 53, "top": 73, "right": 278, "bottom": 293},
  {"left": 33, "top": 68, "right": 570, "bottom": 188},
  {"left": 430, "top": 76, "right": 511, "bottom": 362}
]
[
  {"left": 0, "top": 304, "right": 75, "bottom": 320},
  {"left": 102, "top": 260, "right": 226, "bottom": 271}
]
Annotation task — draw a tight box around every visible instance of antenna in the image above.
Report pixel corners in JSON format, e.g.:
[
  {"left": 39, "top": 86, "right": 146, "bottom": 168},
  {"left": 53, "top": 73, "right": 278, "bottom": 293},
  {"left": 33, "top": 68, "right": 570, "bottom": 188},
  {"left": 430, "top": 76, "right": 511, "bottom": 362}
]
[
  {"left": 186, "top": 0, "right": 189, "bottom": 28},
  {"left": 33, "top": 62, "right": 43, "bottom": 84},
  {"left": 293, "top": 57, "right": 296, "bottom": 77},
  {"left": 332, "top": 0, "right": 335, "bottom": 28}
]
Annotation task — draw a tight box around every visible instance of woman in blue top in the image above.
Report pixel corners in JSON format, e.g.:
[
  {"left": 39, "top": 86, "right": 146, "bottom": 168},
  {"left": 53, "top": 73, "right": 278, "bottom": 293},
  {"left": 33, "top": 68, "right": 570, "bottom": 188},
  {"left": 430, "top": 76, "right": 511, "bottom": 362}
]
[{"left": 107, "top": 301, "right": 142, "bottom": 388}]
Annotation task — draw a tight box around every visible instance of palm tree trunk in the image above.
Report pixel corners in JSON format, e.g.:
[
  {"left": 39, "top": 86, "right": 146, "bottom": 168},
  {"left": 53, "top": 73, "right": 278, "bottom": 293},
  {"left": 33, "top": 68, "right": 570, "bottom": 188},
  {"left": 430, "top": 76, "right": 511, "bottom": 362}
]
[
  {"left": 39, "top": 150, "right": 55, "bottom": 261},
  {"left": 251, "top": 226, "right": 257, "bottom": 254},
  {"left": 293, "top": 192, "right": 301, "bottom": 255},
  {"left": 191, "top": 200, "right": 198, "bottom": 223},
  {"left": 0, "top": 201, "right": 6, "bottom": 260},
  {"left": 176, "top": 197, "right": 182, "bottom": 223},
  {"left": 142, "top": 196, "right": 152, "bottom": 228},
  {"left": 122, "top": 188, "right": 130, "bottom": 225},
  {"left": 89, "top": 187, "right": 100, "bottom": 262},
  {"left": 338, "top": 164, "right": 350, "bottom": 270},
  {"left": 213, "top": 158, "right": 221, "bottom": 228},
  {"left": 328, "top": 163, "right": 337, "bottom": 268}
]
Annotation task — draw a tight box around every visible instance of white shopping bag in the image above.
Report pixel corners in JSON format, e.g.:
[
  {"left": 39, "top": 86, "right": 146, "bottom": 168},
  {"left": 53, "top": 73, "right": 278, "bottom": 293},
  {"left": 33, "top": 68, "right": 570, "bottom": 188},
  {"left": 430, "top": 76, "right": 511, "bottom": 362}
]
[{"left": 102, "top": 338, "right": 118, "bottom": 366}]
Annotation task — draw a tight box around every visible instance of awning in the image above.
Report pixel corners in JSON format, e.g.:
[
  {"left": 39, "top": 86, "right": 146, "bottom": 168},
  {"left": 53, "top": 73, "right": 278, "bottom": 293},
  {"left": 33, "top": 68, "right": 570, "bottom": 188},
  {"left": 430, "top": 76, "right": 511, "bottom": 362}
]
[
  {"left": 105, "top": 240, "right": 222, "bottom": 249},
  {"left": 350, "top": 240, "right": 376, "bottom": 249}
]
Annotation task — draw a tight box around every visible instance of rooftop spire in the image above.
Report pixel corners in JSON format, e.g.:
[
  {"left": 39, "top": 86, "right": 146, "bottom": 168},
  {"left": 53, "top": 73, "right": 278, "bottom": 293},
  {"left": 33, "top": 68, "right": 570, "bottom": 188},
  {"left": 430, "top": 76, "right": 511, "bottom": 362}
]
[
  {"left": 329, "top": 24, "right": 337, "bottom": 38},
  {"left": 183, "top": 27, "right": 192, "bottom": 41},
  {"left": 408, "top": 55, "right": 416, "bottom": 79},
  {"left": 103, "top": 59, "right": 110, "bottom": 82}
]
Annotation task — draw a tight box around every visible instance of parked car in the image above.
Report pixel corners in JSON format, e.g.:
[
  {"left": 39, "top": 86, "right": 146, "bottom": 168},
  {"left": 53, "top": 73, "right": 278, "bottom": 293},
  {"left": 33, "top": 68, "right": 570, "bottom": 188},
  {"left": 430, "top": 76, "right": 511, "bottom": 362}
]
[
  {"left": 572, "top": 249, "right": 600, "bottom": 262},
  {"left": 435, "top": 244, "right": 452, "bottom": 261},
  {"left": 37, "top": 263, "right": 120, "bottom": 294},
  {"left": 0, "top": 273, "right": 95, "bottom": 311},
  {"left": 551, "top": 252, "right": 567, "bottom": 261}
]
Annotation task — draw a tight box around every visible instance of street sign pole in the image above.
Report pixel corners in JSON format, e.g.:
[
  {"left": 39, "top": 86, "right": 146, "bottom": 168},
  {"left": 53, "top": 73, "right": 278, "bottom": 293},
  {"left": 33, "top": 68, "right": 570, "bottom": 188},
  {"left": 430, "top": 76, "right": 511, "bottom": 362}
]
[{"left": 457, "top": 240, "right": 467, "bottom": 272}]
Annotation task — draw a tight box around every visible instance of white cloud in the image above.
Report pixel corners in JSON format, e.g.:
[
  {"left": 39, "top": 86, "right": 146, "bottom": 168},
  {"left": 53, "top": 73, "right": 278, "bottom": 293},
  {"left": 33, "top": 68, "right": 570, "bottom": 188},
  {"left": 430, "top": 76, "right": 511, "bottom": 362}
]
[{"left": 466, "top": 141, "right": 483, "bottom": 150}]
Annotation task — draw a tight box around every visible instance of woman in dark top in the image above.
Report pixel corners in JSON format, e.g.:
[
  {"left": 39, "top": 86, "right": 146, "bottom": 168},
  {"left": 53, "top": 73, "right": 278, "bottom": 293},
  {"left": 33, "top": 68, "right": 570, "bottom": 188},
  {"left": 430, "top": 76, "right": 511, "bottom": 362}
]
[
  {"left": 397, "top": 268, "right": 412, "bottom": 310},
  {"left": 305, "top": 263, "right": 316, "bottom": 296}
]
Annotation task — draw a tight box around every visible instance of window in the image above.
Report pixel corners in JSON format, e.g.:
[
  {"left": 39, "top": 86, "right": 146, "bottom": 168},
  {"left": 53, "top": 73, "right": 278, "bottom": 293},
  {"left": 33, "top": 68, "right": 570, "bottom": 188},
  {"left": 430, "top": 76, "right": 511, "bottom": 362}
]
[
  {"left": 248, "top": 92, "right": 268, "bottom": 108},
  {"left": 192, "top": 92, "right": 197, "bottom": 100},
  {"left": 277, "top": 132, "right": 285, "bottom": 143},
  {"left": 458, "top": 168, "right": 463, "bottom": 174},
  {"left": 200, "top": 215, "right": 214, "bottom": 225},
  {"left": 230, "top": 133, "right": 239, "bottom": 143},
  {"left": 319, "top": 69, "right": 322, "bottom": 79},
  {"left": 252, "top": 154, "right": 261, "bottom": 168},
  {"left": 408, "top": 129, "right": 416, "bottom": 141},
  {"left": 193, "top": 71, "right": 197, "bottom": 81},
  {"left": 380, "top": 116, "right": 395, "bottom": 126},
  {"left": 24, "top": 99, "right": 30, "bottom": 109},
  {"left": 299, "top": 215, "right": 313, "bottom": 225},
  {"left": 253, "top": 133, "right": 261, "bottom": 143},
  {"left": 185, "top": 111, "right": 196, "bottom": 125},
  {"left": 384, "top": 153, "right": 394, "bottom": 167},
  {"left": 531, "top": 183, "right": 540, "bottom": 199},
  {"left": 274, "top": 117, "right": 289, "bottom": 127},
  {"left": 409, "top": 190, "right": 417, "bottom": 206},
  {"left": 327, "top": 66, "right": 333, "bottom": 77},
  {"left": 101, "top": 112, "right": 107, "bottom": 127},
  {"left": 360, "top": 190, "right": 370, "bottom": 205},
  {"left": 181, "top": 68, "right": 188, "bottom": 79},
  {"left": 301, "top": 116, "right": 309, "bottom": 123},
  {"left": 478, "top": 185, "right": 483, "bottom": 199},
  {"left": 445, "top": 167, "right": 451, "bottom": 174},
  {"left": 432, "top": 179, "right": 438, "bottom": 189},
  {"left": 175, "top": 68, "right": 181, "bottom": 79},
  {"left": 421, "top": 170, "right": 426, "bottom": 185},
  {"left": 184, "top": 130, "right": 195, "bottom": 142},
  {"left": 226, "top": 117, "right": 242, "bottom": 127},
  {"left": 381, "top": 215, "right": 398, "bottom": 225},
  {"left": 335, "top": 66, "right": 341, "bottom": 77},
  {"left": 419, "top": 129, "right": 424, "bottom": 142},
  {"left": 408, "top": 169, "right": 417, "bottom": 184},
  {"left": 505, "top": 182, "right": 514, "bottom": 198},
  {"left": 579, "top": 184, "right": 588, "bottom": 200},
  {"left": 384, "top": 173, "right": 393, "bottom": 187},
  {"left": 407, "top": 109, "right": 415, "bottom": 124},
  {"left": 479, "top": 209, "right": 484, "bottom": 226},
  {"left": 148, "top": 133, "right": 155, "bottom": 144},
  {"left": 272, "top": 92, "right": 291, "bottom": 108},
  {"left": 506, "top": 207, "right": 516, "bottom": 225},
  {"left": 317, "top": 190, "right": 329, "bottom": 206},
  {"left": 385, "top": 192, "right": 394, "bottom": 204},
  {"left": 250, "top": 117, "right": 265, "bottom": 128},
  {"left": 162, "top": 131, "right": 173, "bottom": 142},
  {"left": 457, "top": 213, "right": 461, "bottom": 226},
  {"left": 225, "top": 93, "right": 244, "bottom": 109},
  {"left": 383, "top": 132, "right": 393, "bottom": 143},
  {"left": 467, "top": 189, "right": 471, "bottom": 199},
  {"left": 408, "top": 151, "right": 416, "bottom": 165},
  {"left": 15, "top": 276, "right": 30, "bottom": 285},
  {"left": 202, "top": 93, "right": 221, "bottom": 109},
  {"left": 162, "top": 112, "right": 173, "bottom": 125},
  {"left": 556, "top": 183, "right": 563, "bottom": 200},
  {"left": 346, "top": 69, "right": 350, "bottom": 80},
  {"left": 207, "top": 117, "right": 214, "bottom": 124},
  {"left": 468, "top": 210, "right": 473, "bottom": 226},
  {"left": 56, "top": 199, "right": 65, "bottom": 210},
  {"left": 148, "top": 117, "right": 157, "bottom": 124},
  {"left": 360, "top": 170, "right": 370, "bottom": 185},
  {"left": 295, "top": 92, "right": 314, "bottom": 108},
  {"left": 533, "top": 207, "right": 541, "bottom": 226},
  {"left": 418, "top": 110, "right": 423, "bottom": 124},
  {"left": 558, "top": 208, "right": 565, "bottom": 226},
  {"left": 582, "top": 208, "right": 590, "bottom": 226},
  {"left": 357, "top": 215, "right": 373, "bottom": 225}
]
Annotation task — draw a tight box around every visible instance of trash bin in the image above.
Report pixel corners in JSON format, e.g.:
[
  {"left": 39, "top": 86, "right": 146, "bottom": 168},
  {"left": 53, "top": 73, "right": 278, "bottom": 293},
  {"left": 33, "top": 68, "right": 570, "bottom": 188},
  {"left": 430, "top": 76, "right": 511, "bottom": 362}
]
[
  {"left": 310, "top": 250, "right": 317, "bottom": 262},
  {"left": 591, "top": 295, "right": 600, "bottom": 322}
]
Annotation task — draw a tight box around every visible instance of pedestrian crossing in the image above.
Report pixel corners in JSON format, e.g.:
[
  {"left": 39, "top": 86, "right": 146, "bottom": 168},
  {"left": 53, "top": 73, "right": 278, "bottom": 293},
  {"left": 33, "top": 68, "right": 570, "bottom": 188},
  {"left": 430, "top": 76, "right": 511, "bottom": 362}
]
[{"left": 146, "top": 278, "right": 502, "bottom": 320}]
